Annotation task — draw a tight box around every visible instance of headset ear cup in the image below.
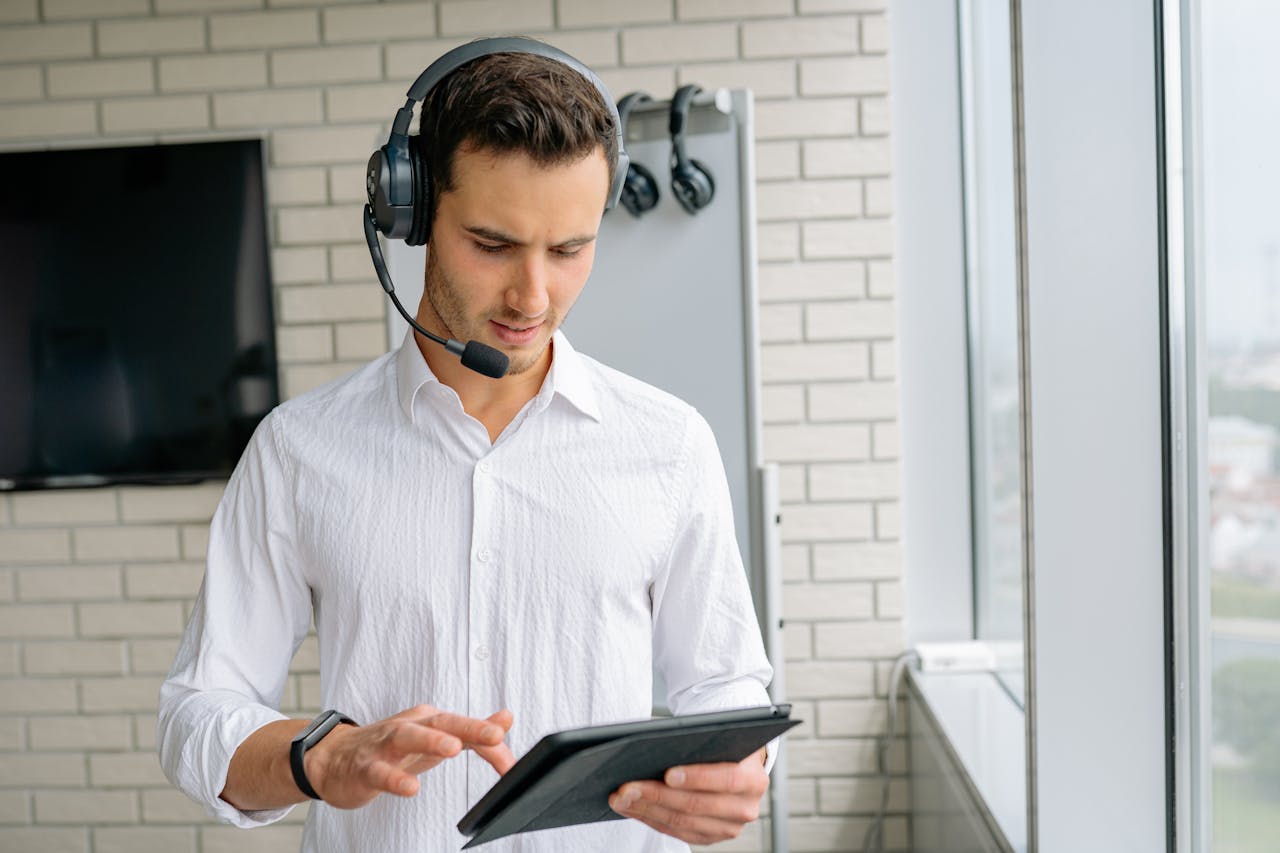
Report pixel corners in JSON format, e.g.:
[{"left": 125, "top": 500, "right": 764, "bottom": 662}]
[
  {"left": 672, "top": 159, "right": 714, "bottom": 214},
  {"left": 690, "top": 158, "right": 714, "bottom": 208},
  {"left": 621, "top": 161, "right": 659, "bottom": 217},
  {"left": 405, "top": 144, "right": 431, "bottom": 247}
]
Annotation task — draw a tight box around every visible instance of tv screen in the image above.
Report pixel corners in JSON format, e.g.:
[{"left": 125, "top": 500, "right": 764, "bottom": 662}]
[{"left": 0, "top": 138, "right": 279, "bottom": 491}]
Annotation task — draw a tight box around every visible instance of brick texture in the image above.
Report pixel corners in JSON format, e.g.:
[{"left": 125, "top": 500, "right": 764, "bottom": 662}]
[
  {"left": 159, "top": 53, "right": 268, "bottom": 92},
  {"left": 93, "top": 827, "right": 198, "bottom": 853},
  {"left": 209, "top": 10, "right": 318, "bottom": 50},
  {"left": 44, "top": 0, "right": 149, "bottom": 19},
  {"left": 97, "top": 17, "right": 204, "bottom": 55},
  {"left": 438, "top": 0, "right": 552, "bottom": 36},
  {"left": 11, "top": 490, "right": 117, "bottom": 526},
  {"left": 29, "top": 716, "right": 134, "bottom": 751},
  {"left": 323, "top": 2, "right": 434, "bottom": 42},
  {"left": 0, "top": 101, "right": 95, "bottom": 141},
  {"left": 622, "top": 23, "right": 737, "bottom": 64},
  {"left": 214, "top": 89, "right": 324, "bottom": 128},
  {"left": 45, "top": 59, "right": 153, "bottom": 98},
  {"left": 742, "top": 16, "right": 859, "bottom": 58},
  {"left": 101, "top": 95, "right": 209, "bottom": 134},
  {"left": 0, "top": 0, "right": 37, "bottom": 24},
  {"left": 0, "top": 65, "right": 42, "bottom": 101},
  {"left": 0, "top": 23, "right": 92, "bottom": 61}
]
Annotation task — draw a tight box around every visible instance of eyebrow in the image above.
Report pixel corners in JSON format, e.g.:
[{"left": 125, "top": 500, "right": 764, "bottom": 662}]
[{"left": 464, "top": 225, "right": 597, "bottom": 249}]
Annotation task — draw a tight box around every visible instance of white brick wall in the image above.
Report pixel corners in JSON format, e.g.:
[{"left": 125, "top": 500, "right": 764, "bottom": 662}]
[
  {"left": 0, "top": 1, "right": 903, "bottom": 850},
  {"left": 97, "top": 18, "right": 205, "bottom": 55},
  {"left": 46, "top": 58, "right": 153, "bottom": 98},
  {"left": 0, "top": 22, "right": 93, "bottom": 62}
]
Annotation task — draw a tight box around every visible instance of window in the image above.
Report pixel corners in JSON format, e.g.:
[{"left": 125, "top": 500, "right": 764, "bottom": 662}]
[
  {"left": 957, "top": 0, "right": 1024, "bottom": 656},
  {"left": 898, "top": 4, "right": 1170, "bottom": 848},
  {"left": 1192, "top": 1, "right": 1280, "bottom": 848}
]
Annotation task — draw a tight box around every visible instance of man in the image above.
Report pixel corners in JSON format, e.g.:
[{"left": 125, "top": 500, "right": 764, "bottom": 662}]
[{"left": 158, "top": 41, "right": 774, "bottom": 852}]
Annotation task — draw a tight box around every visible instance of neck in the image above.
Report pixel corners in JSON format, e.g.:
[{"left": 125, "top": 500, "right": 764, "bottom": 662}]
[{"left": 414, "top": 327, "right": 551, "bottom": 442}]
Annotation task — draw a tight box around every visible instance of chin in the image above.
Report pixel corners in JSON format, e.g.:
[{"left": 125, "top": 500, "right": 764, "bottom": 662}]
[{"left": 501, "top": 339, "right": 554, "bottom": 376}]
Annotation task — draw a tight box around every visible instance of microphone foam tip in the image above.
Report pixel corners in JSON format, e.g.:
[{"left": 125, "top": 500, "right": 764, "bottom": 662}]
[{"left": 461, "top": 341, "right": 510, "bottom": 379}]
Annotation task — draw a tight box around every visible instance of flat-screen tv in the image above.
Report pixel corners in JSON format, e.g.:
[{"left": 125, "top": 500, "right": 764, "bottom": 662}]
[{"left": 0, "top": 138, "right": 278, "bottom": 491}]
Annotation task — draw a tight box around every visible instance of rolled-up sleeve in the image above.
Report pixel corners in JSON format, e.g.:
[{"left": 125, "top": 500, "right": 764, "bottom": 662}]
[
  {"left": 651, "top": 411, "right": 776, "bottom": 751},
  {"left": 157, "top": 411, "right": 312, "bottom": 826}
]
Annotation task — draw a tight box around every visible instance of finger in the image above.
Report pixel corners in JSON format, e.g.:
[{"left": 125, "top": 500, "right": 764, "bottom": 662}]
[
  {"left": 475, "top": 741, "right": 517, "bottom": 776},
  {"left": 474, "top": 710, "right": 515, "bottom": 775},
  {"left": 391, "top": 703, "right": 441, "bottom": 721},
  {"left": 609, "top": 786, "right": 746, "bottom": 844},
  {"left": 387, "top": 720, "right": 463, "bottom": 760},
  {"left": 419, "top": 712, "right": 507, "bottom": 746},
  {"left": 366, "top": 758, "right": 420, "bottom": 798},
  {"left": 630, "top": 813, "right": 719, "bottom": 846},
  {"left": 486, "top": 709, "right": 514, "bottom": 733},
  {"left": 665, "top": 760, "right": 767, "bottom": 796},
  {"left": 612, "top": 781, "right": 760, "bottom": 825},
  {"left": 395, "top": 750, "right": 450, "bottom": 771}
]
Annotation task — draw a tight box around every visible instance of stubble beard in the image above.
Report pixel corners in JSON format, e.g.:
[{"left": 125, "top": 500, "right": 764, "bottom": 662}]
[{"left": 423, "top": 248, "right": 553, "bottom": 377}]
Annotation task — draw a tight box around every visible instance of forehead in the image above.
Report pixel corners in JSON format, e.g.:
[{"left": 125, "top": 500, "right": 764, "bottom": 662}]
[{"left": 440, "top": 144, "right": 610, "bottom": 232}]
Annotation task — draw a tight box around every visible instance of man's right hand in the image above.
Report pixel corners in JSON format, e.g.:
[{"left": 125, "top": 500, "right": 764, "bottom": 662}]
[
  {"left": 219, "top": 705, "right": 514, "bottom": 813},
  {"left": 305, "top": 705, "right": 515, "bottom": 809}
]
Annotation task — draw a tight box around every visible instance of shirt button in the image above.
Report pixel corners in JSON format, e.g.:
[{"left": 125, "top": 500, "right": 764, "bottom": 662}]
[
  {"left": 477, "top": 548, "right": 492, "bottom": 563},
  {"left": 478, "top": 460, "right": 491, "bottom": 474},
  {"left": 475, "top": 646, "right": 491, "bottom": 660}
]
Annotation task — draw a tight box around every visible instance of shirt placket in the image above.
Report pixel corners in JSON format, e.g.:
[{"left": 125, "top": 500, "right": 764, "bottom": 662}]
[{"left": 466, "top": 447, "right": 500, "bottom": 807}]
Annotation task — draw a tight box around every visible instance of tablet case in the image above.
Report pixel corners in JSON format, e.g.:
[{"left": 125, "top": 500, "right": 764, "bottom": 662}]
[{"left": 458, "top": 705, "right": 799, "bottom": 849}]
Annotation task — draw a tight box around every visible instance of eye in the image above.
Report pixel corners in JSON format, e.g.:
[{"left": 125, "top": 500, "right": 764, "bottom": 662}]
[
  {"left": 475, "top": 242, "right": 508, "bottom": 255},
  {"left": 553, "top": 247, "right": 583, "bottom": 259}
]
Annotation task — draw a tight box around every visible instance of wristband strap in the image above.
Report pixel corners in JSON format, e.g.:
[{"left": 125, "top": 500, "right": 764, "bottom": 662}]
[{"left": 289, "top": 710, "right": 356, "bottom": 800}]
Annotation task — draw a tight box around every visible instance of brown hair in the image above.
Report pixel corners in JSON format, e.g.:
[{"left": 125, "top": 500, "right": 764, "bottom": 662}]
[{"left": 410, "top": 48, "right": 618, "bottom": 224}]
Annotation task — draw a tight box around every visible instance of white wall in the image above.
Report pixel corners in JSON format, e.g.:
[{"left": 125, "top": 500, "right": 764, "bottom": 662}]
[{"left": 0, "top": 2, "right": 904, "bottom": 850}]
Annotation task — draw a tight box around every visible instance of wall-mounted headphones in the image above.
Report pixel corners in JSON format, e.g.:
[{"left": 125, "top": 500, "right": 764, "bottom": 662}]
[
  {"left": 615, "top": 92, "right": 659, "bottom": 218},
  {"left": 668, "top": 84, "right": 716, "bottom": 215},
  {"left": 361, "top": 36, "right": 630, "bottom": 379}
]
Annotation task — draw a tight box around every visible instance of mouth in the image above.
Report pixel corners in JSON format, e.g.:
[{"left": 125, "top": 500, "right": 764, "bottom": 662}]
[{"left": 490, "top": 319, "right": 544, "bottom": 346}]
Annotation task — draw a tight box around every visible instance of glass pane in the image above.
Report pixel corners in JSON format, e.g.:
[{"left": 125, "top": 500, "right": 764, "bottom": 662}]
[
  {"left": 958, "top": 0, "right": 1024, "bottom": 661},
  {"left": 1200, "top": 2, "right": 1280, "bottom": 849}
]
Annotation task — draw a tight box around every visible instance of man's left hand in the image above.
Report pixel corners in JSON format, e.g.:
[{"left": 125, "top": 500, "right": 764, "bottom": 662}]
[{"left": 608, "top": 749, "right": 768, "bottom": 845}]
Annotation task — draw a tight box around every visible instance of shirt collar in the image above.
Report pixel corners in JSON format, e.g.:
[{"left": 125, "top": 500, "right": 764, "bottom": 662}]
[
  {"left": 543, "top": 330, "right": 601, "bottom": 422},
  {"left": 395, "top": 330, "right": 437, "bottom": 422},
  {"left": 395, "top": 329, "right": 600, "bottom": 423}
]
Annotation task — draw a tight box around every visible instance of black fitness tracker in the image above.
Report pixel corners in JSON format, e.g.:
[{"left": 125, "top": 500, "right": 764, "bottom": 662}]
[{"left": 290, "top": 709, "right": 357, "bottom": 800}]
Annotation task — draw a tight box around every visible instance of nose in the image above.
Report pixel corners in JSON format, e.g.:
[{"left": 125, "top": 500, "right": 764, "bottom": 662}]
[{"left": 506, "top": 256, "right": 550, "bottom": 319}]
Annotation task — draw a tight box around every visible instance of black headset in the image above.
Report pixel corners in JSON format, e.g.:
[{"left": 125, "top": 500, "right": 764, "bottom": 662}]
[
  {"left": 615, "top": 92, "right": 660, "bottom": 218},
  {"left": 365, "top": 36, "right": 629, "bottom": 248},
  {"left": 668, "top": 84, "right": 715, "bottom": 215}
]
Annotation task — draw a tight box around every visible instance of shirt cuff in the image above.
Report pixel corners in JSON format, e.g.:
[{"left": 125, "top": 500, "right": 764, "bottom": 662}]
[{"left": 160, "top": 691, "right": 296, "bottom": 828}]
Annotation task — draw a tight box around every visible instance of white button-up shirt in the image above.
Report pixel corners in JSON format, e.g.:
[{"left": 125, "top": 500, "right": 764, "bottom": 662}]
[{"left": 158, "top": 331, "right": 773, "bottom": 853}]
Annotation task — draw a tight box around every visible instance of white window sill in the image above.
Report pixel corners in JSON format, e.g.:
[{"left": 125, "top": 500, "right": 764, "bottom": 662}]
[{"left": 907, "top": 667, "right": 1027, "bottom": 853}]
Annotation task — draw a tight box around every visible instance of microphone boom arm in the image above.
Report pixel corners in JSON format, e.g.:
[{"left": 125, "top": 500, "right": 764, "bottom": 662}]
[{"left": 363, "top": 206, "right": 508, "bottom": 377}]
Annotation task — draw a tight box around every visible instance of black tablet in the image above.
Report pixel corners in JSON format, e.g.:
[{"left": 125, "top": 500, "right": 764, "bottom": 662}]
[{"left": 457, "top": 704, "right": 799, "bottom": 848}]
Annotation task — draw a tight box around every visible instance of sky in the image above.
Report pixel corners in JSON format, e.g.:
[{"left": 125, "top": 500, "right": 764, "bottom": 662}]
[{"left": 1201, "top": 0, "right": 1280, "bottom": 352}]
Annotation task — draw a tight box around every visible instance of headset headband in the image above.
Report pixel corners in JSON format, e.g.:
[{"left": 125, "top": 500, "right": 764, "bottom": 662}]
[{"left": 384, "top": 36, "right": 628, "bottom": 210}]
